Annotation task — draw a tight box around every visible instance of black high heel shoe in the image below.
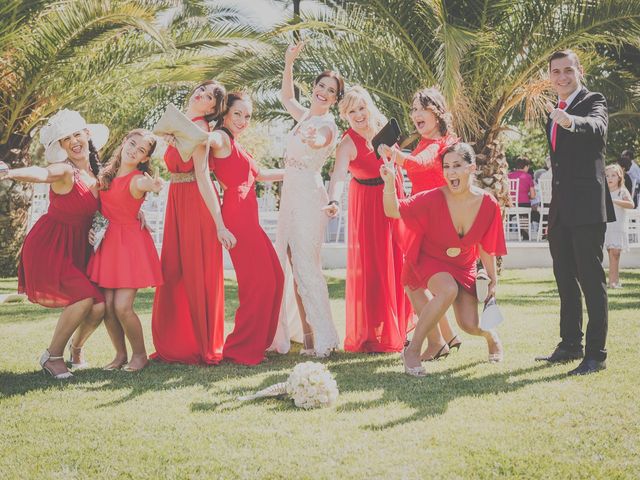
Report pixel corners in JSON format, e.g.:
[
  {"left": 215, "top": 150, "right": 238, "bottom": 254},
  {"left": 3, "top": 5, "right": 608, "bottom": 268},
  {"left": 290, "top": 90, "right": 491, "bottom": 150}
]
[
  {"left": 447, "top": 335, "right": 462, "bottom": 352},
  {"left": 422, "top": 343, "right": 450, "bottom": 362}
]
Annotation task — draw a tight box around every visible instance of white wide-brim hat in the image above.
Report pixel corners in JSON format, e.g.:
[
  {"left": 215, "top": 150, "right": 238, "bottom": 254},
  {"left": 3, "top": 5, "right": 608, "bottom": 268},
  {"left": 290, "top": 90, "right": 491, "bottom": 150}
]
[{"left": 39, "top": 109, "right": 109, "bottom": 163}]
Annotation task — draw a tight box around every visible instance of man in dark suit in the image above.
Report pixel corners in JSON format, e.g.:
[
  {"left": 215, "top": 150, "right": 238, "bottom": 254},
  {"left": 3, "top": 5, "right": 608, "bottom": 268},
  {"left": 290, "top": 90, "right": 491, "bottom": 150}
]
[{"left": 536, "top": 49, "right": 615, "bottom": 375}]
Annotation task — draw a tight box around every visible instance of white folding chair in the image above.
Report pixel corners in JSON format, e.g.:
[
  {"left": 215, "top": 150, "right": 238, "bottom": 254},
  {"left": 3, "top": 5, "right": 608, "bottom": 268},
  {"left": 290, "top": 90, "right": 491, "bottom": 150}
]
[
  {"left": 627, "top": 208, "right": 640, "bottom": 245},
  {"left": 536, "top": 175, "right": 553, "bottom": 241},
  {"left": 504, "top": 177, "right": 531, "bottom": 241}
]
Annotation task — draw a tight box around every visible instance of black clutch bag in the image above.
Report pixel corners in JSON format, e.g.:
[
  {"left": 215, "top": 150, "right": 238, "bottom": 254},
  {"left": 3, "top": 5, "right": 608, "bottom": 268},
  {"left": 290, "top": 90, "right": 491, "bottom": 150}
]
[{"left": 371, "top": 118, "right": 401, "bottom": 158}]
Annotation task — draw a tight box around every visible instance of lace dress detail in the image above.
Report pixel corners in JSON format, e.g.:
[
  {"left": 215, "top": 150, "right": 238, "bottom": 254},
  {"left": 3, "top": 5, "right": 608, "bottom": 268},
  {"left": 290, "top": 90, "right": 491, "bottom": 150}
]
[{"left": 270, "top": 111, "right": 340, "bottom": 357}]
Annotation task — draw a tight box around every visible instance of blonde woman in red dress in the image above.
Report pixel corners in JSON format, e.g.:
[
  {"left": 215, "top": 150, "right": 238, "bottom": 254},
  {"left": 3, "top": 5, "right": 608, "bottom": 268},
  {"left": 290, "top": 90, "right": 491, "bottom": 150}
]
[
  {"left": 87, "top": 129, "right": 163, "bottom": 371},
  {"left": 209, "top": 93, "right": 285, "bottom": 365},
  {"left": 0, "top": 110, "right": 107, "bottom": 378},
  {"left": 151, "top": 81, "right": 236, "bottom": 365},
  {"left": 381, "top": 142, "right": 506, "bottom": 377},
  {"left": 326, "top": 86, "right": 411, "bottom": 353},
  {"left": 378, "top": 87, "right": 460, "bottom": 361}
]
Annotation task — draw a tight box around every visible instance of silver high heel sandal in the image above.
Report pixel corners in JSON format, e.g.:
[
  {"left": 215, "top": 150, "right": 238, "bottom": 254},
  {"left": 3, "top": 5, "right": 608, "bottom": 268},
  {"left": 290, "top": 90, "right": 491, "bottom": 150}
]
[
  {"left": 300, "top": 332, "right": 315, "bottom": 356},
  {"left": 402, "top": 347, "right": 427, "bottom": 377},
  {"left": 39, "top": 350, "right": 73, "bottom": 379},
  {"left": 68, "top": 341, "right": 89, "bottom": 370}
]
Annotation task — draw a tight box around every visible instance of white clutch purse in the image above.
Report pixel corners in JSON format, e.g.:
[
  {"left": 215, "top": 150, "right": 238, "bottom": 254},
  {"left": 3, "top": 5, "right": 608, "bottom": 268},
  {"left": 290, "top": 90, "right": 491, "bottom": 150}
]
[
  {"left": 153, "top": 103, "right": 210, "bottom": 162},
  {"left": 480, "top": 297, "right": 505, "bottom": 330}
]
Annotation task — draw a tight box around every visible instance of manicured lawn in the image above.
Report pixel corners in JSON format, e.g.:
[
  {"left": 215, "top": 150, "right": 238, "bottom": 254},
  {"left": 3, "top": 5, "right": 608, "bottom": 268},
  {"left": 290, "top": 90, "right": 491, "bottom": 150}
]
[{"left": 1, "top": 269, "right": 638, "bottom": 479}]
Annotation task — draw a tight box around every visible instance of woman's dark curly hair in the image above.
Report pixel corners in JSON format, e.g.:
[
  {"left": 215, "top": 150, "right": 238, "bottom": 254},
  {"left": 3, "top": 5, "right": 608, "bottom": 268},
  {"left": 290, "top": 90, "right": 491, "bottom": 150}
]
[{"left": 412, "top": 87, "right": 453, "bottom": 136}]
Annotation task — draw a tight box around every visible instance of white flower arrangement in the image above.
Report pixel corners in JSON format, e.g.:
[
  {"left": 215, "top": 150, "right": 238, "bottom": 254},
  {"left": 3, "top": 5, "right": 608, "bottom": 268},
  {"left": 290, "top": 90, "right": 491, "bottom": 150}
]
[{"left": 238, "top": 362, "right": 339, "bottom": 409}]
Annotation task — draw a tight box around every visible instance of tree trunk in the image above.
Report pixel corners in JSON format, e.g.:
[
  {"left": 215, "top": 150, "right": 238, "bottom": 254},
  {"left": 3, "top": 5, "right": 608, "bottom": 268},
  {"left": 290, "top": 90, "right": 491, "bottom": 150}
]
[
  {"left": 0, "top": 133, "right": 33, "bottom": 277},
  {"left": 475, "top": 133, "right": 510, "bottom": 274}
]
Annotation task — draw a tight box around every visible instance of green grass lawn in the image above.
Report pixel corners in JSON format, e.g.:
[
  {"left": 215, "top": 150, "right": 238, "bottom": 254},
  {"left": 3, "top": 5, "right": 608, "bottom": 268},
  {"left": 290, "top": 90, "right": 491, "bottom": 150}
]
[{"left": 1, "top": 269, "right": 639, "bottom": 479}]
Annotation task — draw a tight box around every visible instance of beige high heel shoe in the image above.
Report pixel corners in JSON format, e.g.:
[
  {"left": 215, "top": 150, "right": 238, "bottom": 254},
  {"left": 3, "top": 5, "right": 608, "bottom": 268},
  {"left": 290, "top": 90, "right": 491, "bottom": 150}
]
[
  {"left": 402, "top": 347, "right": 427, "bottom": 377},
  {"left": 39, "top": 350, "right": 73, "bottom": 379},
  {"left": 487, "top": 332, "right": 504, "bottom": 363},
  {"left": 68, "top": 341, "right": 89, "bottom": 370}
]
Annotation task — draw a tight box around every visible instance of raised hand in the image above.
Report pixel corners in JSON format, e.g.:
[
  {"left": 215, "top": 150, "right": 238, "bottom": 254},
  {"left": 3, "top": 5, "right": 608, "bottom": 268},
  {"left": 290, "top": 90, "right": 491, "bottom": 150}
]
[
  {"left": 377, "top": 144, "right": 392, "bottom": 160},
  {"left": 546, "top": 101, "right": 572, "bottom": 129},
  {"left": 285, "top": 41, "right": 305, "bottom": 64},
  {"left": 145, "top": 167, "right": 164, "bottom": 193},
  {"left": 379, "top": 152, "right": 396, "bottom": 186},
  {"left": 217, "top": 227, "right": 237, "bottom": 250}
]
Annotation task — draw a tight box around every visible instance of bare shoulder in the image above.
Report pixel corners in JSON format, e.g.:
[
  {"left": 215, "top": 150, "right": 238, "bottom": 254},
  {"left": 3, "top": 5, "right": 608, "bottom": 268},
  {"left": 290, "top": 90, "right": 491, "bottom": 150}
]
[{"left": 193, "top": 119, "right": 210, "bottom": 131}]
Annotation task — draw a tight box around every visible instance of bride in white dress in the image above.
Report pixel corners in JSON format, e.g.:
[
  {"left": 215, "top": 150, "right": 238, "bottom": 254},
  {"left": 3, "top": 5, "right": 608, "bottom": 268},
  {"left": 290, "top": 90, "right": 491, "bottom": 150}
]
[{"left": 270, "top": 42, "right": 344, "bottom": 357}]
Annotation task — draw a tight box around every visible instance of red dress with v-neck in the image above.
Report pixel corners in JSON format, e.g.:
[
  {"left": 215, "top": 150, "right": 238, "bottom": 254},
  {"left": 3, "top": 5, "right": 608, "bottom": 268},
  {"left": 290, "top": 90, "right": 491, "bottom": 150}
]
[
  {"left": 151, "top": 116, "right": 225, "bottom": 365},
  {"left": 398, "top": 188, "right": 506, "bottom": 295}
]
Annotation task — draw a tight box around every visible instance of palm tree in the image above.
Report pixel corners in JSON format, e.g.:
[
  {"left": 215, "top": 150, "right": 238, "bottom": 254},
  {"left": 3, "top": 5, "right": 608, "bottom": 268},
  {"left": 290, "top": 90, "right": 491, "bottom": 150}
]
[
  {"left": 0, "top": 0, "right": 263, "bottom": 275},
  {"left": 220, "top": 0, "right": 640, "bottom": 201}
]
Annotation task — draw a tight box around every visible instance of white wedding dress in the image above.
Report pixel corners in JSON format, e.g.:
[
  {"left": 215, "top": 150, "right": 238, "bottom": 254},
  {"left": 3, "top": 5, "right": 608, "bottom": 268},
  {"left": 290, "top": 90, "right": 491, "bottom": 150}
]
[{"left": 270, "top": 111, "right": 340, "bottom": 357}]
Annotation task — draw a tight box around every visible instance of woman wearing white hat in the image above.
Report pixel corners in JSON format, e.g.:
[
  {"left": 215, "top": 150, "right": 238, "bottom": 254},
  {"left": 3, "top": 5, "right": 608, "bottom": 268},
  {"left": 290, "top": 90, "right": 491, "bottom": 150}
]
[{"left": 0, "top": 109, "right": 108, "bottom": 379}]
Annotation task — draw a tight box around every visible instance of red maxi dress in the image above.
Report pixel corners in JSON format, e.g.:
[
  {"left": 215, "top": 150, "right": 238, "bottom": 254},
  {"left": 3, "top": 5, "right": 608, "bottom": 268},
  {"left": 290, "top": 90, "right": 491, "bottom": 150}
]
[
  {"left": 211, "top": 131, "right": 284, "bottom": 365},
  {"left": 343, "top": 128, "right": 412, "bottom": 352},
  {"left": 87, "top": 170, "right": 163, "bottom": 289},
  {"left": 18, "top": 170, "right": 104, "bottom": 307},
  {"left": 398, "top": 188, "right": 506, "bottom": 296},
  {"left": 151, "top": 117, "right": 225, "bottom": 365}
]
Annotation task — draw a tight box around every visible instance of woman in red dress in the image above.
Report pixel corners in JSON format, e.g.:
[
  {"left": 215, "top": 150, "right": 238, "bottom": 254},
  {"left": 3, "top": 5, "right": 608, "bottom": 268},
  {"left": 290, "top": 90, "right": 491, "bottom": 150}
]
[
  {"left": 0, "top": 109, "right": 107, "bottom": 378},
  {"left": 381, "top": 142, "right": 506, "bottom": 377},
  {"left": 151, "top": 81, "right": 236, "bottom": 365},
  {"left": 378, "top": 87, "right": 460, "bottom": 361},
  {"left": 209, "top": 93, "right": 285, "bottom": 365},
  {"left": 326, "top": 86, "right": 411, "bottom": 352},
  {"left": 88, "top": 129, "right": 163, "bottom": 371}
]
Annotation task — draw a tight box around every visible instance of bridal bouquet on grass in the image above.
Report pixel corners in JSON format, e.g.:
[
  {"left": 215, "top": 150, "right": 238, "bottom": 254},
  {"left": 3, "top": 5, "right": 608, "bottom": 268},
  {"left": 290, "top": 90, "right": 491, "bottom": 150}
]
[{"left": 238, "top": 362, "right": 338, "bottom": 409}]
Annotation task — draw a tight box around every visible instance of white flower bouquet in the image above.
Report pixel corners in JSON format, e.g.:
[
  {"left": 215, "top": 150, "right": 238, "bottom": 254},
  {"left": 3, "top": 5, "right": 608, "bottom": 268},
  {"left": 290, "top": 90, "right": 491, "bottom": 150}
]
[
  {"left": 238, "top": 362, "right": 338, "bottom": 409},
  {"left": 91, "top": 211, "right": 109, "bottom": 252}
]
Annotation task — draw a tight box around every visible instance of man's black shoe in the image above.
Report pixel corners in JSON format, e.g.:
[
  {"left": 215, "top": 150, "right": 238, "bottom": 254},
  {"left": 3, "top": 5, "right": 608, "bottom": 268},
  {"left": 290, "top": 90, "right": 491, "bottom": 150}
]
[
  {"left": 567, "top": 359, "right": 606, "bottom": 376},
  {"left": 535, "top": 345, "right": 583, "bottom": 363}
]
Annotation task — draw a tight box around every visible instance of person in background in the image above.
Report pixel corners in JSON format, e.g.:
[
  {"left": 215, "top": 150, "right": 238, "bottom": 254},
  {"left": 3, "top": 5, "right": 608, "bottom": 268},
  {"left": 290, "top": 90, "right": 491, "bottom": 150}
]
[
  {"left": 507, "top": 156, "right": 540, "bottom": 239},
  {"left": 603, "top": 164, "right": 634, "bottom": 289}
]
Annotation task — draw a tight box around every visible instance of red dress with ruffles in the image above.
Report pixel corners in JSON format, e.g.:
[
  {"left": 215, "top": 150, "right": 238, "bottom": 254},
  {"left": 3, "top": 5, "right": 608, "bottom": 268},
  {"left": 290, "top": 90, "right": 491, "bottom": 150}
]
[
  {"left": 404, "top": 135, "right": 457, "bottom": 194},
  {"left": 151, "top": 116, "right": 225, "bottom": 365},
  {"left": 343, "top": 129, "right": 412, "bottom": 352},
  {"left": 211, "top": 133, "right": 284, "bottom": 365},
  {"left": 87, "top": 170, "right": 163, "bottom": 288},
  {"left": 18, "top": 171, "right": 104, "bottom": 307},
  {"left": 398, "top": 188, "right": 506, "bottom": 296}
]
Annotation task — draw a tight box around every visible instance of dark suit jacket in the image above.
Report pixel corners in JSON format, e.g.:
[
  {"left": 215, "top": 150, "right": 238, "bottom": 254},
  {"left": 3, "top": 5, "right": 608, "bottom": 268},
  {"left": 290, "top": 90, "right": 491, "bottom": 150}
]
[{"left": 546, "top": 87, "right": 615, "bottom": 227}]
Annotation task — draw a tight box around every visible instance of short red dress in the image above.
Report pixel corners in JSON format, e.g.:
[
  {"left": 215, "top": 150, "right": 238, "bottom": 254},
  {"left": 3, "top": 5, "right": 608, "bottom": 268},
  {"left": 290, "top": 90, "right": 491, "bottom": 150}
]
[
  {"left": 18, "top": 170, "right": 104, "bottom": 307},
  {"left": 398, "top": 188, "right": 506, "bottom": 296},
  {"left": 87, "top": 170, "right": 163, "bottom": 289},
  {"left": 151, "top": 116, "right": 225, "bottom": 365},
  {"left": 404, "top": 134, "right": 457, "bottom": 194},
  {"left": 342, "top": 128, "right": 412, "bottom": 352},
  {"left": 211, "top": 131, "right": 284, "bottom": 365}
]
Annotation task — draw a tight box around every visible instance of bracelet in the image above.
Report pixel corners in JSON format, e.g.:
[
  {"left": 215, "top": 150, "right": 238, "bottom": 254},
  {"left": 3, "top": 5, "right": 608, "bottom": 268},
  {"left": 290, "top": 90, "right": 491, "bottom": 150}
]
[{"left": 327, "top": 200, "right": 339, "bottom": 207}]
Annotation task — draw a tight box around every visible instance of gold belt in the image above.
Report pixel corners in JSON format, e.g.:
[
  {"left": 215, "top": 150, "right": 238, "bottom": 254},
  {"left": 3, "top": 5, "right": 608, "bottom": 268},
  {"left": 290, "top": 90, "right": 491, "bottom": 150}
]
[{"left": 170, "top": 172, "right": 196, "bottom": 183}]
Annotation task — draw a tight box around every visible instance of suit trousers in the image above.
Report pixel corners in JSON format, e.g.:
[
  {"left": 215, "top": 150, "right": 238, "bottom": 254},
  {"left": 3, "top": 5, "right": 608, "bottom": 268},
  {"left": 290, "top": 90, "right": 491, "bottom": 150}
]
[{"left": 548, "top": 222, "right": 608, "bottom": 361}]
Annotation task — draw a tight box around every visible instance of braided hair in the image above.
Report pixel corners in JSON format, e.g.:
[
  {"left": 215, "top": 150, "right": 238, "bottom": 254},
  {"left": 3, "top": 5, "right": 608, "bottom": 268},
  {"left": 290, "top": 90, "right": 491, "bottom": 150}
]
[{"left": 88, "top": 139, "right": 101, "bottom": 177}]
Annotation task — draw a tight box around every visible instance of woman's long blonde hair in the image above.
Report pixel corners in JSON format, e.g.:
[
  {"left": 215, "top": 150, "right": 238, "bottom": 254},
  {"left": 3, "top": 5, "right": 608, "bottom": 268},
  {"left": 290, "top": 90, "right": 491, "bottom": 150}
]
[
  {"left": 338, "top": 86, "right": 387, "bottom": 140},
  {"left": 99, "top": 129, "right": 156, "bottom": 191}
]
